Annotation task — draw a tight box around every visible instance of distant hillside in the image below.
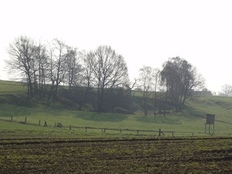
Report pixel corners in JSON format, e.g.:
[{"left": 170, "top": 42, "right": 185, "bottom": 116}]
[
  {"left": 1, "top": 80, "right": 232, "bottom": 120},
  {"left": 185, "top": 95, "right": 232, "bottom": 123},
  {"left": 1, "top": 80, "right": 232, "bottom": 137},
  {"left": 0, "top": 80, "right": 26, "bottom": 94}
]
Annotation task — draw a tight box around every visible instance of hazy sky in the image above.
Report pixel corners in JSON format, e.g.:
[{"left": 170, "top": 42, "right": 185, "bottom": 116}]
[{"left": 0, "top": 0, "right": 232, "bottom": 94}]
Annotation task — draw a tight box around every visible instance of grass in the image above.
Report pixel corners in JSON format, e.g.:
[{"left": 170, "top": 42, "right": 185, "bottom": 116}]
[
  {"left": 1, "top": 80, "right": 232, "bottom": 138},
  {"left": 2, "top": 80, "right": 232, "bottom": 173},
  {"left": 186, "top": 96, "right": 232, "bottom": 123},
  {"left": 0, "top": 106, "right": 231, "bottom": 138},
  {"left": 0, "top": 80, "right": 26, "bottom": 94}
]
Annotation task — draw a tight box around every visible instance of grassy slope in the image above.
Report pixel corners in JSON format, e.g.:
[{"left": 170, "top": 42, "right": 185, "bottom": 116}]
[
  {"left": 185, "top": 95, "right": 232, "bottom": 135},
  {"left": 0, "top": 80, "right": 26, "bottom": 94},
  {"left": 1, "top": 80, "right": 232, "bottom": 137}
]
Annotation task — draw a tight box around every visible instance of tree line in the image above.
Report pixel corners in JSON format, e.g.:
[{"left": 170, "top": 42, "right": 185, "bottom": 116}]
[{"left": 5, "top": 36, "right": 205, "bottom": 114}]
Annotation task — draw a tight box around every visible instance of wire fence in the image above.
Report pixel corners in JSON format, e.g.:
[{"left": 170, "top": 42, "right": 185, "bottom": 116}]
[{"left": 1, "top": 116, "right": 232, "bottom": 137}]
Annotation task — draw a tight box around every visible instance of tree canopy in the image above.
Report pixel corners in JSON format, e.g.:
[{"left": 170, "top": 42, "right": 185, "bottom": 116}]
[
  {"left": 160, "top": 57, "right": 204, "bottom": 111},
  {"left": 5, "top": 36, "right": 206, "bottom": 114}
]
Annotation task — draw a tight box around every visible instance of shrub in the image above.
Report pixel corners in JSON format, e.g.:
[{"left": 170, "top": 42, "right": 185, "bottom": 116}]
[{"left": 56, "top": 122, "right": 63, "bottom": 128}]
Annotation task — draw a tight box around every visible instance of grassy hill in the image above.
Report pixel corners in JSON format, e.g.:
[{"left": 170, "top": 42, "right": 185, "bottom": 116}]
[{"left": 1, "top": 80, "right": 232, "bottom": 138}]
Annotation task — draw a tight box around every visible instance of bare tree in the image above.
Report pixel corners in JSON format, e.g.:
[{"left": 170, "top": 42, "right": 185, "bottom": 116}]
[
  {"left": 70, "top": 50, "right": 93, "bottom": 110},
  {"left": 33, "top": 43, "right": 49, "bottom": 97},
  {"left": 221, "top": 84, "right": 232, "bottom": 96},
  {"left": 7, "top": 36, "right": 37, "bottom": 97},
  {"left": 64, "top": 47, "right": 82, "bottom": 91},
  {"left": 138, "top": 66, "right": 156, "bottom": 116},
  {"left": 152, "top": 68, "right": 160, "bottom": 116},
  {"left": 47, "top": 39, "right": 68, "bottom": 99},
  {"left": 86, "top": 46, "right": 128, "bottom": 112},
  {"left": 125, "top": 78, "right": 137, "bottom": 98}
]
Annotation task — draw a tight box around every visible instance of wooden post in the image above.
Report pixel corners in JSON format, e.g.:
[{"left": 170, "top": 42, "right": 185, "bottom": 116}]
[
  {"left": 69, "top": 125, "right": 71, "bottom": 130},
  {"left": 39, "top": 120, "right": 41, "bottom": 126},
  {"left": 25, "top": 117, "right": 27, "bottom": 123},
  {"left": 159, "top": 129, "right": 161, "bottom": 136},
  {"left": 11, "top": 116, "right": 13, "bottom": 121}
]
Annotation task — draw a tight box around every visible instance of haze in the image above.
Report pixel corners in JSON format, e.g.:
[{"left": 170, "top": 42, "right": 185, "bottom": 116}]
[{"left": 0, "top": 0, "right": 232, "bottom": 94}]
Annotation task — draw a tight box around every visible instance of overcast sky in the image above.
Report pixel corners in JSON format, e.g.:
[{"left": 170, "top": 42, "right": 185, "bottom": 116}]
[{"left": 0, "top": 0, "right": 232, "bottom": 94}]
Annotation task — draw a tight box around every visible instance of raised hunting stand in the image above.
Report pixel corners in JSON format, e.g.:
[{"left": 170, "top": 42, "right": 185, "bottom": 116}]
[{"left": 205, "top": 114, "right": 215, "bottom": 134}]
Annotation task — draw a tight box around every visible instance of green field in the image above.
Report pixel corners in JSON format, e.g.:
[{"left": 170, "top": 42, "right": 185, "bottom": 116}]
[
  {"left": 1, "top": 80, "right": 232, "bottom": 173},
  {"left": 0, "top": 80, "right": 26, "bottom": 94},
  {"left": 0, "top": 80, "right": 232, "bottom": 138}
]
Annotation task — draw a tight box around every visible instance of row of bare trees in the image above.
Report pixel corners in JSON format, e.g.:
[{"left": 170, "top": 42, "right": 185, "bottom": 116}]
[
  {"left": 6, "top": 36, "right": 129, "bottom": 112},
  {"left": 6, "top": 36, "right": 204, "bottom": 114}
]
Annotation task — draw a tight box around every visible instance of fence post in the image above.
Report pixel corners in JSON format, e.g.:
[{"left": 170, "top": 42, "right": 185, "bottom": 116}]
[
  {"left": 11, "top": 116, "right": 13, "bottom": 121},
  {"left": 69, "top": 125, "right": 72, "bottom": 130},
  {"left": 25, "top": 117, "right": 27, "bottom": 123},
  {"left": 159, "top": 129, "right": 161, "bottom": 136},
  {"left": 39, "top": 120, "right": 41, "bottom": 126}
]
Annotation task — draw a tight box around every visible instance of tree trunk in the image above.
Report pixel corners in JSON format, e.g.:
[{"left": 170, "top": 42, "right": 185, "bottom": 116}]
[{"left": 163, "top": 89, "right": 168, "bottom": 117}]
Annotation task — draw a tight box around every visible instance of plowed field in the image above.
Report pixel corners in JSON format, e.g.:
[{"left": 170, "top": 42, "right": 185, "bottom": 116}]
[{"left": 0, "top": 138, "right": 232, "bottom": 173}]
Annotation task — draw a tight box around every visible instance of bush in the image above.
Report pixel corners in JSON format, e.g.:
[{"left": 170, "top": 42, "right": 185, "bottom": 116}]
[{"left": 56, "top": 122, "right": 63, "bottom": 128}]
